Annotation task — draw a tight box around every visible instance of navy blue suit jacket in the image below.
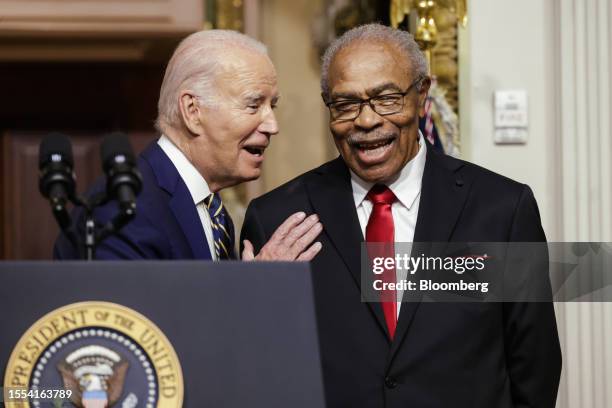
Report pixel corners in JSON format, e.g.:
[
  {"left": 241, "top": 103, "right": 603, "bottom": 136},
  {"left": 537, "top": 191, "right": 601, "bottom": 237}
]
[{"left": 54, "top": 141, "right": 226, "bottom": 260}]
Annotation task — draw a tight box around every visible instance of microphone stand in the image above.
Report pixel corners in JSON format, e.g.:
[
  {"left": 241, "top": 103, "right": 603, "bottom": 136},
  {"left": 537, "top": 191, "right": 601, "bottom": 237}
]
[
  {"left": 95, "top": 207, "right": 135, "bottom": 245},
  {"left": 51, "top": 199, "right": 80, "bottom": 258},
  {"left": 62, "top": 194, "right": 96, "bottom": 261},
  {"left": 70, "top": 192, "right": 135, "bottom": 261},
  {"left": 82, "top": 200, "right": 96, "bottom": 261}
]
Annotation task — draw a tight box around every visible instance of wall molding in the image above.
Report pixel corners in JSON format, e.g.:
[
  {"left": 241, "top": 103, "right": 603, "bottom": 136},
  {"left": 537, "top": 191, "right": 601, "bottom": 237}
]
[{"left": 555, "top": 1, "right": 612, "bottom": 407}]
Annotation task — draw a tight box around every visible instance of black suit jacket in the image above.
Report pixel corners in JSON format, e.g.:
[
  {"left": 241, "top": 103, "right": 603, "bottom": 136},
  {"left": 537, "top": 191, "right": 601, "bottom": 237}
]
[{"left": 241, "top": 145, "right": 561, "bottom": 408}]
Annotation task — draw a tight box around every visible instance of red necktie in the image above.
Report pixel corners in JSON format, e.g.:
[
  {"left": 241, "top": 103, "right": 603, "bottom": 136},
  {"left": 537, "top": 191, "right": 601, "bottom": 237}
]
[{"left": 365, "top": 184, "right": 397, "bottom": 340}]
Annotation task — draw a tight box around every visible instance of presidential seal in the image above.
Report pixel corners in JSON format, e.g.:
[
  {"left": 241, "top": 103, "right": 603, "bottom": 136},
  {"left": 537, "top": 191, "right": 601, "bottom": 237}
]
[{"left": 3, "top": 301, "right": 183, "bottom": 408}]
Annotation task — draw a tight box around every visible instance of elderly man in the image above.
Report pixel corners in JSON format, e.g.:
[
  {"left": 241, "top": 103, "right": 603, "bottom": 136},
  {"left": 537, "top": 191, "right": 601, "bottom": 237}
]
[
  {"left": 55, "top": 30, "right": 322, "bottom": 261},
  {"left": 241, "top": 24, "right": 561, "bottom": 407}
]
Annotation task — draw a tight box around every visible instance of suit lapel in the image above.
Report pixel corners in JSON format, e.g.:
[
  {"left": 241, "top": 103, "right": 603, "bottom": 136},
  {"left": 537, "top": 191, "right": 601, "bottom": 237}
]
[
  {"left": 142, "top": 142, "right": 212, "bottom": 260},
  {"left": 169, "top": 184, "right": 212, "bottom": 260},
  {"left": 388, "top": 144, "right": 471, "bottom": 361},
  {"left": 306, "top": 158, "right": 390, "bottom": 336},
  {"left": 412, "top": 146, "right": 470, "bottom": 244}
]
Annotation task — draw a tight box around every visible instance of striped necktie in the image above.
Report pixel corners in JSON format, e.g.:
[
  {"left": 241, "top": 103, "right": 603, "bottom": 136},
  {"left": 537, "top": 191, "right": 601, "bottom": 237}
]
[{"left": 203, "top": 193, "right": 235, "bottom": 260}]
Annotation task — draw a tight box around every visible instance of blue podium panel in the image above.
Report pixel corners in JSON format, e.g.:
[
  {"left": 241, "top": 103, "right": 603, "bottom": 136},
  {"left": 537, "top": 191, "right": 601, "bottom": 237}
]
[{"left": 0, "top": 261, "right": 325, "bottom": 408}]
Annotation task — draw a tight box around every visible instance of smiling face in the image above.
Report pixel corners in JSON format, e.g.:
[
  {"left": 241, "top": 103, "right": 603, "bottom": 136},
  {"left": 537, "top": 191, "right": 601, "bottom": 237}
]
[
  {"left": 327, "top": 41, "right": 430, "bottom": 183},
  {"left": 180, "top": 48, "right": 279, "bottom": 191}
]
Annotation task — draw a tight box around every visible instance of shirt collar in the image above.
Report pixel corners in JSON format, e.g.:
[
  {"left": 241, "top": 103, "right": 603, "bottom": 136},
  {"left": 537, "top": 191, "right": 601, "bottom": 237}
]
[
  {"left": 157, "top": 135, "right": 211, "bottom": 204},
  {"left": 350, "top": 131, "right": 427, "bottom": 210}
]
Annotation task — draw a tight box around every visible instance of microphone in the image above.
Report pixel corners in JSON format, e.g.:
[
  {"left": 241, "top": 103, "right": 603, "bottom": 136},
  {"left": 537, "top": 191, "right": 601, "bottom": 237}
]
[
  {"left": 100, "top": 132, "right": 142, "bottom": 215},
  {"left": 39, "top": 133, "right": 76, "bottom": 229}
]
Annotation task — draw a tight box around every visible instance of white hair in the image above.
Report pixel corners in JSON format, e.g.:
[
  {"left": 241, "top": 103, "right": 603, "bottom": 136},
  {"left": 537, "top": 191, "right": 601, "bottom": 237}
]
[
  {"left": 155, "top": 29, "right": 268, "bottom": 134},
  {"left": 320, "top": 23, "right": 428, "bottom": 101}
]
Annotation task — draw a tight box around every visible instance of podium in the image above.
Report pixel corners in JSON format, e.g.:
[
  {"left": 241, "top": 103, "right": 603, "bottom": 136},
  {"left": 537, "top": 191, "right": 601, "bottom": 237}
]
[{"left": 0, "top": 261, "right": 325, "bottom": 407}]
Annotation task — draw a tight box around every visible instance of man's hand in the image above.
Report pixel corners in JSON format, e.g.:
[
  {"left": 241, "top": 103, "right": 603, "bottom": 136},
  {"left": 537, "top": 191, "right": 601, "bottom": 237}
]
[{"left": 242, "top": 212, "right": 322, "bottom": 261}]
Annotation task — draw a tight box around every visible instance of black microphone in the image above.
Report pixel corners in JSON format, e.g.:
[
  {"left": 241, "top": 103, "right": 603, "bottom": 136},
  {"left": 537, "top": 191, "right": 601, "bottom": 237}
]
[
  {"left": 100, "top": 132, "right": 142, "bottom": 215},
  {"left": 39, "top": 133, "right": 76, "bottom": 229}
]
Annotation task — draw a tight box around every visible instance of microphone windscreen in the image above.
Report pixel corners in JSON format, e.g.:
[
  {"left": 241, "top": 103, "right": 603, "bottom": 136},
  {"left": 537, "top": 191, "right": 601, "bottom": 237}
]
[
  {"left": 39, "top": 132, "right": 73, "bottom": 169},
  {"left": 100, "top": 132, "right": 135, "bottom": 170}
]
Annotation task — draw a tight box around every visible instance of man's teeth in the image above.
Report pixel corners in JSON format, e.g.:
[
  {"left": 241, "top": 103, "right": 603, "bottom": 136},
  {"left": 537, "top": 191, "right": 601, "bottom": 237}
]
[{"left": 356, "top": 139, "right": 393, "bottom": 150}]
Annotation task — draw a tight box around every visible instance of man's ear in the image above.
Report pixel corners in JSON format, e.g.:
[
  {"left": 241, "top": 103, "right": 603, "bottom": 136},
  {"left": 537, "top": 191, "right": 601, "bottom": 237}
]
[
  {"left": 417, "top": 77, "right": 432, "bottom": 117},
  {"left": 178, "top": 91, "right": 204, "bottom": 135}
]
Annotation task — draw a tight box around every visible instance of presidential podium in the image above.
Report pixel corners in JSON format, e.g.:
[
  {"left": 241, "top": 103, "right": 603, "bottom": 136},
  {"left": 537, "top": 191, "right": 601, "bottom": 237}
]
[{"left": 0, "top": 262, "right": 325, "bottom": 408}]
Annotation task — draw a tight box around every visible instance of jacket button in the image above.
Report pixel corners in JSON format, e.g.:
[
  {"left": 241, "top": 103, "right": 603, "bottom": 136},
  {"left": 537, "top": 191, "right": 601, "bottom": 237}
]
[{"left": 385, "top": 376, "right": 397, "bottom": 389}]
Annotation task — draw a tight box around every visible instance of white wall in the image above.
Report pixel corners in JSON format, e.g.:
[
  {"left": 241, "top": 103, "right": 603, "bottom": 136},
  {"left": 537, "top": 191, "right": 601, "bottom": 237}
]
[
  {"left": 460, "top": 0, "right": 560, "bottom": 240},
  {"left": 462, "top": 2, "right": 612, "bottom": 408}
]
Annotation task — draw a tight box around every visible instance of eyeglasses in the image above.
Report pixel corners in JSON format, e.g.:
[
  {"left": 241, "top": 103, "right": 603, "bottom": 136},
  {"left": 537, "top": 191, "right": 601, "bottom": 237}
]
[{"left": 325, "top": 77, "right": 423, "bottom": 121}]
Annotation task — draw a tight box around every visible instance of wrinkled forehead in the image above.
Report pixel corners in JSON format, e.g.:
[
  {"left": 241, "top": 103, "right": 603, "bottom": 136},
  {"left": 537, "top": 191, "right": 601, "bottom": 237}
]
[
  {"left": 218, "top": 48, "right": 276, "bottom": 80},
  {"left": 212, "top": 48, "right": 278, "bottom": 96},
  {"left": 329, "top": 41, "right": 411, "bottom": 95}
]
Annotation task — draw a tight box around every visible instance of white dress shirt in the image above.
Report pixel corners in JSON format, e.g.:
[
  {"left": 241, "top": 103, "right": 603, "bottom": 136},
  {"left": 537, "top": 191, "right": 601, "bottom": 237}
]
[
  {"left": 157, "top": 135, "right": 218, "bottom": 260},
  {"left": 350, "top": 133, "right": 427, "bottom": 316}
]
